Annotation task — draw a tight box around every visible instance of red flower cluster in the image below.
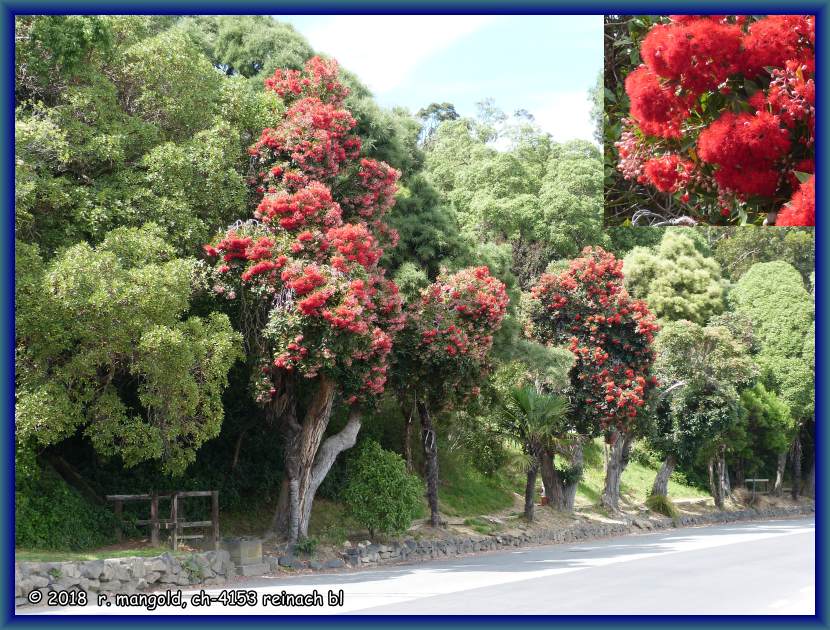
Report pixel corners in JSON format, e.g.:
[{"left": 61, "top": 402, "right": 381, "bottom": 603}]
[
  {"left": 624, "top": 66, "right": 691, "bottom": 138},
  {"left": 697, "top": 111, "right": 790, "bottom": 197},
  {"left": 324, "top": 223, "right": 383, "bottom": 269},
  {"left": 641, "top": 19, "right": 743, "bottom": 93},
  {"left": 265, "top": 56, "right": 350, "bottom": 108},
  {"left": 530, "top": 248, "right": 659, "bottom": 436},
  {"left": 642, "top": 154, "right": 695, "bottom": 192},
  {"left": 409, "top": 266, "right": 509, "bottom": 381},
  {"left": 617, "top": 14, "right": 815, "bottom": 224},
  {"left": 204, "top": 56, "right": 405, "bottom": 405},
  {"left": 251, "top": 98, "right": 359, "bottom": 181},
  {"left": 256, "top": 181, "right": 342, "bottom": 230},
  {"left": 341, "top": 158, "right": 401, "bottom": 221},
  {"left": 776, "top": 175, "right": 814, "bottom": 226}
]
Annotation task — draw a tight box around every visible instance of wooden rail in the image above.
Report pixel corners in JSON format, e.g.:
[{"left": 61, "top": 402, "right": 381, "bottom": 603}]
[{"left": 105, "top": 491, "right": 219, "bottom": 551}]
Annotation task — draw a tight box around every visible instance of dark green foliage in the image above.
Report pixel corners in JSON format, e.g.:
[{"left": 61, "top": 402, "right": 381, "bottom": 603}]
[
  {"left": 16, "top": 461, "right": 118, "bottom": 551},
  {"left": 294, "top": 536, "right": 319, "bottom": 556},
  {"left": 342, "top": 440, "right": 424, "bottom": 538},
  {"left": 712, "top": 227, "right": 814, "bottom": 285}
]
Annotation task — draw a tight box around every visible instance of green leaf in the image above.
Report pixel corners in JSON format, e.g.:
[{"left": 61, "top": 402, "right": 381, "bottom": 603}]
[{"left": 794, "top": 171, "right": 812, "bottom": 184}]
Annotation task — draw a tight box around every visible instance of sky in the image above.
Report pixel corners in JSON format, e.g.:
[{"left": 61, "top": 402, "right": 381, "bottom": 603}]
[{"left": 274, "top": 15, "right": 602, "bottom": 143}]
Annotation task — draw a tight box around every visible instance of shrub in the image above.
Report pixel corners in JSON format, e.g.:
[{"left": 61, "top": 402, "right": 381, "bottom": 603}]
[
  {"left": 342, "top": 439, "right": 423, "bottom": 539},
  {"left": 294, "top": 536, "right": 319, "bottom": 556},
  {"left": 645, "top": 493, "right": 680, "bottom": 520},
  {"left": 15, "top": 460, "right": 118, "bottom": 551}
]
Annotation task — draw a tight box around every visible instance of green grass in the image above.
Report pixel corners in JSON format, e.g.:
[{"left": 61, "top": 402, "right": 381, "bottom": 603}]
[
  {"left": 437, "top": 448, "right": 517, "bottom": 517},
  {"left": 645, "top": 494, "right": 680, "bottom": 520},
  {"left": 462, "top": 517, "right": 500, "bottom": 535},
  {"left": 16, "top": 547, "right": 179, "bottom": 562},
  {"left": 576, "top": 439, "right": 710, "bottom": 506}
]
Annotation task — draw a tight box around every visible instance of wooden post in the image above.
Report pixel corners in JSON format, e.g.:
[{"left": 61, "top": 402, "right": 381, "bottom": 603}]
[
  {"left": 114, "top": 500, "right": 123, "bottom": 542},
  {"left": 150, "top": 492, "right": 160, "bottom": 547},
  {"left": 170, "top": 493, "right": 178, "bottom": 551},
  {"left": 211, "top": 491, "right": 220, "bottom": 550}
]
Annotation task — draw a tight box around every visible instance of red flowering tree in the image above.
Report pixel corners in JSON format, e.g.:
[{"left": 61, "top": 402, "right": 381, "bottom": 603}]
[
  {"left": 394, "top": 266, "right": 509, "bottom": 527},
  {"left": 614, "top": 15, "right": 815, "bottom": 225},
  {"left": 204, "top": 57, "right": 404, "bottom": 542},
  {"left": 530, "top": 247, "right": 659, "bottom": 511}
]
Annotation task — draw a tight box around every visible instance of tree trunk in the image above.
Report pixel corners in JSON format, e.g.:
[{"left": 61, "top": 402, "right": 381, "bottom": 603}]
[
  {"left": 230, "top": 429, "right": 247, "bottom": 472},
  {"left": 712, "top": 447, "right": 728, "bottom": 510},
  {"left": 791, "top": 434, "right": 802, "bottom": 501},
  {"left": 722, "top": 454, "right": 731, "bottom": 496},
  {"left": 416, "top": 398, "right": 441, "bottom": 528},
  {"left": 524, "top": 460, "right": 539, "bottom": 522},
  {"left": 539, "top": 449, "right": 565, "bottom": 510},
  {"left": 651, "top": 454, "right": 677, "bottom": 498},
  {"left": 601, "top": 432, "right": 634, "bottom": 512},
  {"left": 402, "top": 401, "right": 415, "bottom": 473},
  {"left": 299, "top": 407, "right": 363, "bottom": 535},
  {"left": 268, "top": 376, "right": 337, "bottom": 542},
  {"left": 562, "top": 438, "right": 584, "bottom": 511},
  {"left": 773, "top": 451, "right": 787, "bottom": 496},
  {"left": 708, "top": 458, "right": 721, "bottom": 508}
]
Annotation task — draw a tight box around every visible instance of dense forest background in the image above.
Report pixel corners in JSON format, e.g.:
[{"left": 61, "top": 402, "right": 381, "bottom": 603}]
[{"left": 14, "top": 16, "right": 814, "bottom": 550}]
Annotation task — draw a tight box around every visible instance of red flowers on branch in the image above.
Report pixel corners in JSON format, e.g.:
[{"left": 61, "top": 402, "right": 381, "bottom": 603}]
[{"left": 615, "top": 15, "right": 815, "bottom": 225}]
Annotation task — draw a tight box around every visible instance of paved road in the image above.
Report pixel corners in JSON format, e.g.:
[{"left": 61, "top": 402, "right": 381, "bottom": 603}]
[{"left": 20, "top": 517, "right": 815, "bottom": 616}]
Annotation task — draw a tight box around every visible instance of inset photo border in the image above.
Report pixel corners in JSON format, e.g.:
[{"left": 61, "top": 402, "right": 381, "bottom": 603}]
[{"left": 603, "top": 14, "right": 815, "bottom": 227}]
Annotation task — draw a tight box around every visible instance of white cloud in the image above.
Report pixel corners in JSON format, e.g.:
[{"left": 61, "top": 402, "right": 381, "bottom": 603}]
[
  {"left": 530, "top": 91, "right": 596, "bottom": 144},
  {"left": 302, "top": 15, "right": 497, "bottom": 94}
]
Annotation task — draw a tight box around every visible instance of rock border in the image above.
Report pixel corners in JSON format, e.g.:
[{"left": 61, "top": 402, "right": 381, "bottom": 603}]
[
  {"left": 15, "top": 503, "right": 813, "bottom": 608},
  {"left": 266, "top": 503, "right": 815, "bottom": 571}
]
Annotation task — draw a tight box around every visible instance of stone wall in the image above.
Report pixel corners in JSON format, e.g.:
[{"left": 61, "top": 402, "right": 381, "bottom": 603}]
[
  {"left": 16, "top": 503, "right": 813, "bottom": 608},
  {"left": 15, "top": 550, "right": 235, "bottom": 608},
  {"left": 266, "top": 503, "right": 815, "bottom": 571}
]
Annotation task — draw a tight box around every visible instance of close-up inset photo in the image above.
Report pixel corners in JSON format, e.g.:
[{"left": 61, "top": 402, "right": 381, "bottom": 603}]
[{"left": 604, "top": 14, "right": 815, "bottom": 226}]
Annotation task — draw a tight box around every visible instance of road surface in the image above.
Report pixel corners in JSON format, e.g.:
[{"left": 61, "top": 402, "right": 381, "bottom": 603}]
[{"left": 20, "top": 516, "right": 815, "bottom": 615}]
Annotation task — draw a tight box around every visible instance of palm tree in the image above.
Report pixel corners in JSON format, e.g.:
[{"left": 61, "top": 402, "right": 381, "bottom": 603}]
[{"left": 499, "top": 386, "right": 570, "bottom": 522}]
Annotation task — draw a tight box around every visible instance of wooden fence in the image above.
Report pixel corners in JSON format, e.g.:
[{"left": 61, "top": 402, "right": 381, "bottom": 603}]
[{"left": 106, "top": 491, "right": 219, "bottom": 551}]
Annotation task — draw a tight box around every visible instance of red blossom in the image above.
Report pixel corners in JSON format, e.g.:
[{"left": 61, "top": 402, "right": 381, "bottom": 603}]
[{"left": 776, "top": 175, "right": 814, "bottom": 226}]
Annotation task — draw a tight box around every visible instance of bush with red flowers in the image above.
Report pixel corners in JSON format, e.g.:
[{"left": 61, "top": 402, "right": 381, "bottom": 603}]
[
  {"left": 529, "top": 247, "right": 659, "bottom": 438},
  {"left": 614, "top": 15, "right": 815, "bottom": 225}
]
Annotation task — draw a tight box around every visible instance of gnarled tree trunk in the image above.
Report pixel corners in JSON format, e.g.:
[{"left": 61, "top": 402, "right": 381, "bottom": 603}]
[
  {"left": 651, "top": 454, "right": 677, "bottom": 498},
  {"left": 601, "top": 432, "right": 634, "bottom": 512},
  {"left": 773, "top": 451, "right": 787, "bottom": 496},
  {"left": 416, "top": 398, "right": 441, "bottom": 528},
  {"left": 268, "top": 376, "right": 362, "bottom": 542},
  {"left": 562, "top": 438, "right": 585, "bottom": 511},
  {"left": 539, "top": 449, "right": 565, "bottom": 510}
]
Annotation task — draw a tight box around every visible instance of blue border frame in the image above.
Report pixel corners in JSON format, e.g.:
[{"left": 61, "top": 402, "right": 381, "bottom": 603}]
[{"left": 2, "top": 2, "right": 826, "bottom": 628}]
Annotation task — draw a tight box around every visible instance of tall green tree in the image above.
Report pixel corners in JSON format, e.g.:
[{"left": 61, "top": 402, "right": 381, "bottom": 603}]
[
  {"left": 730, "top": 261, "right": 814, "bottom": 499},
  {"left": 624, "top": 229, "right": 726, "bottom": 324},
  {"left": 649, "top": 320, "right": 756, "bottom": 503},
  {"left": 15, "top": 225, "right": 242, "bottom": 475}
]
